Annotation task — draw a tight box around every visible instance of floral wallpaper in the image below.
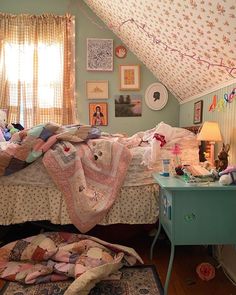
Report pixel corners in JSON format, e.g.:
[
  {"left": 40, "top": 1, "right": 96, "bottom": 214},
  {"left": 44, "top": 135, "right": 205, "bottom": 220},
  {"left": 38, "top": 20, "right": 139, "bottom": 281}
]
[{"left": 84, "top": 0, "right": 236, "bottom": 101}]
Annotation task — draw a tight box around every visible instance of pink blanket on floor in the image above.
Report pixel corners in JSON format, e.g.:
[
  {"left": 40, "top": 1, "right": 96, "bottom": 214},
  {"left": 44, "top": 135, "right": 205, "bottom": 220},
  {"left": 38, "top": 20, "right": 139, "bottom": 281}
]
[{"left": 43, "top": 138, "right": 132, "bottom": 233}]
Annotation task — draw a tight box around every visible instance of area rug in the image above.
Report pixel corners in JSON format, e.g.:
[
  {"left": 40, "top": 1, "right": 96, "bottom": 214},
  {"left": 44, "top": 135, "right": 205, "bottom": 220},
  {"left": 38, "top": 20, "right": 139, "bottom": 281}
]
[{"left": 0, "top": 265, "right": 163, "bottom": 295}]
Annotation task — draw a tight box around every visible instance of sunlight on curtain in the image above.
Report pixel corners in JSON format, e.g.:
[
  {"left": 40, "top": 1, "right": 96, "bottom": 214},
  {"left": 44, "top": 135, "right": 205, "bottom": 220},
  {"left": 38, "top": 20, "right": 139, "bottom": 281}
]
[{"left": 0, "top": 13, "right": 76, "bottom": 128}]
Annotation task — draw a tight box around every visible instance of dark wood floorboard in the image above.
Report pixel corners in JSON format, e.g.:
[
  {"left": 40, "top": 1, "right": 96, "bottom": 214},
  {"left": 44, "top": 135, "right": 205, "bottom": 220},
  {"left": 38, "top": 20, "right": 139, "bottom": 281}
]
[
  {"left": 126, "top": 228, "right": 236, "bottom": 295},
  {"left": 1, "top": 223, "right": 236, "bottom": 295}
]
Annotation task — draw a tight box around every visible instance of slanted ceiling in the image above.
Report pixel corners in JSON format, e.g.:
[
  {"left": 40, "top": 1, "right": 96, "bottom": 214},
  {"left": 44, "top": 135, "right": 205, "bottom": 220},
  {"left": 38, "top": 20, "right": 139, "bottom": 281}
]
[{"left": 84, "top": 0, "right": 236, "bottom": 102}]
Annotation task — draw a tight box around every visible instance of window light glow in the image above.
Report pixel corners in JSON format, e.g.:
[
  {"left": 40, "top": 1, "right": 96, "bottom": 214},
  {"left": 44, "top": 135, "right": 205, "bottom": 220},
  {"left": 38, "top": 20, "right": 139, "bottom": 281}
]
[{"left": 5, "top": 42, "right": 63, "bottom": 108}]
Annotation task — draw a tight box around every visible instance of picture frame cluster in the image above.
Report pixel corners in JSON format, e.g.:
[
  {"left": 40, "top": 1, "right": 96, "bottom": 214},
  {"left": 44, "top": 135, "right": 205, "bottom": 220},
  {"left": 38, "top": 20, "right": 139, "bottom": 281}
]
[{"left": 86, "top": 38, "right": 141, "bottom": 126}]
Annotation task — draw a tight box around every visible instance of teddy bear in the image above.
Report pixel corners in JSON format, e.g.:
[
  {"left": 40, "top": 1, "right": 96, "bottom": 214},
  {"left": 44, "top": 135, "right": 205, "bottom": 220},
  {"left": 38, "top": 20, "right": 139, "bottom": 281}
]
[{"left": 215, "top": 143, "right": 230, "bottom": 172}]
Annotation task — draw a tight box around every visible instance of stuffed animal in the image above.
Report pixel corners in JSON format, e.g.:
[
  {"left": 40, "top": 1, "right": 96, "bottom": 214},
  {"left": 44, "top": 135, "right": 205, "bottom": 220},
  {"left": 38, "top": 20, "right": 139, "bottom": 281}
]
[
  {"left": 0, "top": 109, "right": 23, "bottom": 141},
  {"left": 215, "top": 143, "right": 230, "bottom": 172},
  {"left": 0, "top": 109, "right": 7, "bottom": 142},
  {"left": 219, "top": 166, "right": 236, "bottom": 185},
  {"left": 7, "top": 123, "right": 19, "bottom": 135}
]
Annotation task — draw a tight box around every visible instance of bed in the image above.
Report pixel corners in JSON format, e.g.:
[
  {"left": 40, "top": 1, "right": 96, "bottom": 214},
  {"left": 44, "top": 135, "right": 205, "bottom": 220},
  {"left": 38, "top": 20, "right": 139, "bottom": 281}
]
[{"left": 0, "top": 122, "right": 200, "bottom": 233}]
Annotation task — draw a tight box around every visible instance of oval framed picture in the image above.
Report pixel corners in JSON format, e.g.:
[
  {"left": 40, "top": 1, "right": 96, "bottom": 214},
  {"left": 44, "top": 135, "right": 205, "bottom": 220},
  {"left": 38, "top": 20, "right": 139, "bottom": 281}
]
[
  {"left": 145, "top": 82, "right": 168, "bottom": 110},
  {"left": 115, "top": 45, "right": 127, "bottom": 58}
]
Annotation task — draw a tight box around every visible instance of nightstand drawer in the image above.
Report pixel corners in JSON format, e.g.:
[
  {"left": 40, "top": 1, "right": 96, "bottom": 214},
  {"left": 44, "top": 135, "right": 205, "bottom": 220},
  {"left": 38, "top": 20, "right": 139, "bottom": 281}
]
[
  {"left": 160, "top": 188, "right": 172, "bottom": 238},
  {"left": 173, "top": 190, "right": 236, "bottom": 245}
]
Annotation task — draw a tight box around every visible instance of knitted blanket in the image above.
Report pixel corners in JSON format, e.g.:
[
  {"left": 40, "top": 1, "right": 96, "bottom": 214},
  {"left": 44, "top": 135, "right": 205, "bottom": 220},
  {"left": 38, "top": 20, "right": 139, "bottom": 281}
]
[
  {"left": 43, "top": 138, "right": 132, "bottom": 233},
  {"left": 0, "top": 232, "right": 143, "bottom": 295}
]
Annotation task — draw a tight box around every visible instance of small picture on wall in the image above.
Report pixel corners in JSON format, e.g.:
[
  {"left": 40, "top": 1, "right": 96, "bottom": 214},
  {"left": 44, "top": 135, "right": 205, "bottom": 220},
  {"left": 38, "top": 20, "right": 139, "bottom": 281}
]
[
  {"left": 193, "top": 100, "right": 203, "bottom": 124},
  {"left": 86, "top": 80, "right": 108, "bottom": 99},
  {"left": 89, "top": 102, "right": 108, "bottom": 126},
  {"left": 119, "top": 65, "right": 140, "bottom": 90},
  {"left": 87, "top": 38, "right": 113, "bottom": 71},
  {"left": 115, "top": 94, "right": 142, "bottom": 117}
]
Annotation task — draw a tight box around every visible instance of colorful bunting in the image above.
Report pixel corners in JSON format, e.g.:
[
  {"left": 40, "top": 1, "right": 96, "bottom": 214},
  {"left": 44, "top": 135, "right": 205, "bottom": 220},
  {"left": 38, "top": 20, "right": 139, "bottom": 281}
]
[{"left": 209, "top": 87, "right": 236, "bottom": 112}]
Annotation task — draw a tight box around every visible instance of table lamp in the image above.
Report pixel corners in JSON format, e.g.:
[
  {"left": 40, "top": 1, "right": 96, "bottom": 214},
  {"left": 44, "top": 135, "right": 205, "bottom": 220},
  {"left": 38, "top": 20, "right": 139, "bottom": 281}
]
[{"left": 197, "top": 121, "right": 222, "bottom": 165}]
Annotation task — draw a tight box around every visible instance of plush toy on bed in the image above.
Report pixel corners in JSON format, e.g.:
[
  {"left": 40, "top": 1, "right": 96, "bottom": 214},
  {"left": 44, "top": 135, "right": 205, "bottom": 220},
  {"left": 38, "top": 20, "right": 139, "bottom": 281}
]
[
  {"left": 215, "top": 143, "right": 230, "bottom": 172},
  {"left": 0, "top": 109, "right": 23, "bottom": 141},
  {"left": 219, "top": 166, "right": 236, "bottom": 185},
  {"left": 0, "top": 109, "right": 8, "bottom": 141},
  {"left": 6, "top": 123, "right": 19, "bottom": 136}
]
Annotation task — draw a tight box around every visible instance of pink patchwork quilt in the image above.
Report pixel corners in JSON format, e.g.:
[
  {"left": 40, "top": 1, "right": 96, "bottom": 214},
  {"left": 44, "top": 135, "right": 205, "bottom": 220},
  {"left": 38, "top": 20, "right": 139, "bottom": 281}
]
[{"left": 43, "top": 138, "right": 132, "bottom": 233}]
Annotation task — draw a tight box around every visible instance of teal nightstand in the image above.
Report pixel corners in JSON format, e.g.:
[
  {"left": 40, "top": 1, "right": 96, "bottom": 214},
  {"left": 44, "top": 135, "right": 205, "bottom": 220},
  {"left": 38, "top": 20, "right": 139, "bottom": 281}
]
[{"left": 151, "top": 173, "right": 236, "bottom": 295}]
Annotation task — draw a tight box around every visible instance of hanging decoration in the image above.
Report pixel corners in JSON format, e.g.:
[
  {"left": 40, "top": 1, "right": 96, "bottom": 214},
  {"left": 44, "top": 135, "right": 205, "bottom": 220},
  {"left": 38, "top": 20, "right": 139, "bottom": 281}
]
[
  {"left": 208, "top": 95, "right": 217, "bottom": 112},
  {"left": 224, "top": 87, "right": 236, "bottom": 103},
  {"left": 216, "top": 97, "right": 226, "bottom": 112},
  {"left": 118, "top": 18, "right": 236, "bottom": 78},
  {"left": 209, "top": 87, "right": 236, "bottom": 112}
]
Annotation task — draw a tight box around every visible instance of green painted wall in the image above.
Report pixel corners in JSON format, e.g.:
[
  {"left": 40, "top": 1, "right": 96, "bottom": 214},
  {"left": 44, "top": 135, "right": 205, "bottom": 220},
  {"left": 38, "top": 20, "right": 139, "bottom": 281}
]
[
  {"left": 180, "top": 82, "right": 236, "bottom": 164},
  {"left": 0, "top": 0, "right": 179, "bottom": 136}
]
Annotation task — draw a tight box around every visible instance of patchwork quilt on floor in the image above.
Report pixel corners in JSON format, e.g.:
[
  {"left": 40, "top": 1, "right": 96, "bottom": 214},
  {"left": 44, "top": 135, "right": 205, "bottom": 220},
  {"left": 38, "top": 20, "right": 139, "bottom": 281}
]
[{"left": 0, "top": 232, "right": 143, "bottom": 295}]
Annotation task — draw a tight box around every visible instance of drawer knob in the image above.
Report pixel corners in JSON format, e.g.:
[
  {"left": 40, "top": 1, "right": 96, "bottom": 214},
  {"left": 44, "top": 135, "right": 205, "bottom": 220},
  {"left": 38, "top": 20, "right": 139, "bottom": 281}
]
[{"left": 184, "top": 213, "right": 196, "bottom": 222}]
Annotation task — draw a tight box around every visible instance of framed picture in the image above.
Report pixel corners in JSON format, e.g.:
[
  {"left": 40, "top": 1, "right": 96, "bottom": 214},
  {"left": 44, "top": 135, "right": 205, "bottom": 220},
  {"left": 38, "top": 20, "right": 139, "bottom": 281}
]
[
  {"left": 87, "top": 38, "right": 113, "bottom": 71},
  {"left": 193, "top": 100, "right": 203, "bottom": 124},
  {"left": 119, "top": 65, "right": 140, "bottom": 90},
  {"left": 86, "top": 80, "right": 109, "bottom": 99},
  {"left": 89, "top": 102, "right": 108, "bottom": 126},
  {"left": 114, "top": 94, "right": 142, "bottom": 117},
  {"left": 115, "top": 45, "right": 127, "bottom": 58},
  {"left": 145, "top": 82, "right": 168, "bottom": 110}
]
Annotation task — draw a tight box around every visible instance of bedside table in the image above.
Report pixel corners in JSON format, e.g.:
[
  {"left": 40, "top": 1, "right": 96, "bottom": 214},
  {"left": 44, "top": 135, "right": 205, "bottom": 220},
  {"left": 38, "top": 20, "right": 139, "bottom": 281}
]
[{"left": 151, "top": 173, "right": 236, "bottom": 295}]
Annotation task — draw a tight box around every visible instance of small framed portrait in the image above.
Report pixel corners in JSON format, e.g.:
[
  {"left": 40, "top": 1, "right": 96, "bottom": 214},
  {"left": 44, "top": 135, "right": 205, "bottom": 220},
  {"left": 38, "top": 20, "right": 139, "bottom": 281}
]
[
  {"left": 145, "top": 83, "right": 168, "bottom": 110},
  {"left": 193, "top": 100, "right": 203, "bottom": 124},
  {"left": 119, "top": 65, "right": 140, "bottom": 90},
  {"left": 86, "top": 80, "right": 109, "bottom": 99},
  {"left": 89, "top": 102, "right": 108, "bottom": 126},
  {"left": 87, "top": 38, "right": 113, "bottom": 71}
]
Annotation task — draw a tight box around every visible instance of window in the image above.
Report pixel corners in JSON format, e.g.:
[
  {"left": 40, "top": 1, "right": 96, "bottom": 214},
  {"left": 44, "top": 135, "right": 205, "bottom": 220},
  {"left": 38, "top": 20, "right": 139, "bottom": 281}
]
[{"left": 0, "top": 13, "right": 76, "bottom": 128}]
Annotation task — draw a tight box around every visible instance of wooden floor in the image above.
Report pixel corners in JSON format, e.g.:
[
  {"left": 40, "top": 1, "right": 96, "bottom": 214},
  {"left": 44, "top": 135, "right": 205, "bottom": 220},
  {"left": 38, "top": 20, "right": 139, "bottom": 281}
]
[
  {"left": 1, "top": 223, "right": 236, "bottom": 295},
  {"left": 124, "top": 228, "right": 236, "bottom": 295}
]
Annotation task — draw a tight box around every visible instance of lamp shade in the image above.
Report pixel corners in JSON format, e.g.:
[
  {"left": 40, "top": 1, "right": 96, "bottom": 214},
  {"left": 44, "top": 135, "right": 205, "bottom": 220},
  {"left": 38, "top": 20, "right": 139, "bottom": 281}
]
[{"left": 197, "top": 121, "right": 222, "bottom": 142}]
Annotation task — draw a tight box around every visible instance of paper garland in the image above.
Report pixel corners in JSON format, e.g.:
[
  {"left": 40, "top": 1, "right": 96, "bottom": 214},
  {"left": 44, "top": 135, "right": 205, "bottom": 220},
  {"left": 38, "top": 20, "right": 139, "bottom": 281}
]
[{"left": 209, "top": 87, "right": 236, "bottom": 112}]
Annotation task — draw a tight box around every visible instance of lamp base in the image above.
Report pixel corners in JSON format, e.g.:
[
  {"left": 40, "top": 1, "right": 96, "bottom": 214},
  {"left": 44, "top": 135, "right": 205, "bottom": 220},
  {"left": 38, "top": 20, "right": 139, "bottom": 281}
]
[{"left": 209, "top": 141, "right": 215, "bottom": 166}]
